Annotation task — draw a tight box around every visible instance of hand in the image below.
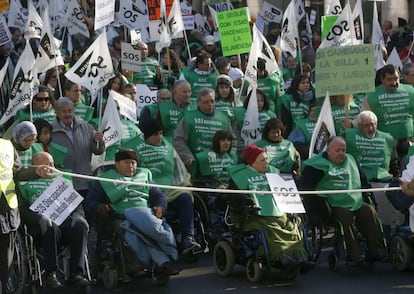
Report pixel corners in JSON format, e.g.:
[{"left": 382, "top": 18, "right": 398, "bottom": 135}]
[
  {"left": 153, "top": 206, "right": 163, "bottom": 219},
  {"left": 71, "top": 212, "right": 89, "bottom": 231},
  {"left": 36, "top": 165, "right": 54, "bottom": 179},
  {"left": 38, "top": 215, "right": 52, "bottom": 234},
  {"left": 93, "top": 132, "right": 103, "bottom": 143}
]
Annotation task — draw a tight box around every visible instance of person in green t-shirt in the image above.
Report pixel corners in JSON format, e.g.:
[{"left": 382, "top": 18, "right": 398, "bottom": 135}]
[{"left": 301, "top": 136, "right": 387, "bottom": 264}]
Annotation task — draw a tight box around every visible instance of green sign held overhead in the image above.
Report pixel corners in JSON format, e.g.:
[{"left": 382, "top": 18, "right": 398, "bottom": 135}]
[
  {"left": 321, "top": 15, "right": 339, "bottom": 40},
  {"left": 315, "top": 44, "right": 375, "bottom": 98},
  {"left": 217, "top": 7, "right": 252, "bottom": 56}
]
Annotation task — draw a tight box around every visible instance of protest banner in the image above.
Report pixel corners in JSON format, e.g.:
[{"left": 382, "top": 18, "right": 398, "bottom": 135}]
[
  {"left": 217, "top": 7, "right": 252, "bottom": 56},
  {"left": 29, "top": 177, "right": 84, "bottom": 226},
  {"left": 136, "top": 84, "right": 157, "bottom": 117},
  {"left": 95, "top": 0, "right": 115, "bottom": 31},
  {"left": 315, "top": 44, "right": 375, "bottom": 97},
  {"left": 121, "top": 42, "right": 141, "bottom": 72},
  {"left": 266, "top": 173, "right": 305, "bottom": 214},
  {"left": 110, "top": 90, "right": 138, "bottom": 123}
]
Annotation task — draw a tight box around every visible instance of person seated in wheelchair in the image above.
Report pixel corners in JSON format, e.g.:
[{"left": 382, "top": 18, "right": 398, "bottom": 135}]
[
  {"left": 16, "top": 152, "right": 90, "bottom": 288},
  {"left": 225, "top": 144, "right": 313, "bottom": 273},
  {"left": 301, "top": 136, "right": 387, "bottom": 265},
  {"left": 131, "top": 118, "right": 201, "bottom": 255},
  {"left": 84, "top": 148, "right": 179, "bottom": 276}
]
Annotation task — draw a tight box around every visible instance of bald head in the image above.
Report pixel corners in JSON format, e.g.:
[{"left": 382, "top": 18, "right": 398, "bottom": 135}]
[
  {"left": 32, "top": 152, "right": 54, "bottom": 167},
  {"left": 326, "top": 136, "right": 346, "bottom": 165}
]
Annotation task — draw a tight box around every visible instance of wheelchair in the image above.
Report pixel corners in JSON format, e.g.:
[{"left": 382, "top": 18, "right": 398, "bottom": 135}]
[
  {"left": 211, "top": 200, "right": 308, "bottom": 283},
  {"left": 302, "top": 194, "right": 387, "bottom": 271},
  {"left": 93, "top": 217, "right": 172, "bottom": 290},
  {"left": 7, "top": 225, "right": 93, "bottom": 294}
]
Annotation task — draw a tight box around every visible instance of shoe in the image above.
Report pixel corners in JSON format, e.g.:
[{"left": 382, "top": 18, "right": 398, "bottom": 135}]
[
  {"left": 182, "top": 236, "right": 202, "bottom": 255},
  {"left": 44, "top": 272, "right": 63, "bottom": 288},
  {"left": 68, "top": 274, "right": 89, "bottom": 287},
  {"left": 157, "top": 262, "right": 179, "bottom": 276}
]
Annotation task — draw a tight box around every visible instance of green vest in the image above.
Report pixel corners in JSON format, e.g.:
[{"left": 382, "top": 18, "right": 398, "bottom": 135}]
[
  {"left": 18, "top": 176, "right": 73, "bottom": 205},
  {"left": 132, "top": 57, "right": 160, "bottom": 89},
  {"left": 194, "top": 150, "right": 238, "bottom": 185},
  {"left": 184, "top": 109, "right": 229, "bottom": 154},
  {"left": 257, "top": 71, "right": 282, "bottom": 112},
  {"left": 215, "top": 98, "right": 237, "bottom": 123},
  {"left": 345, "top": 128, "right": 393, "bottom": 181},
  {"left": 135, "top": 138, "right": 175, "bottom": 186},
  {"left": 295, "top": 118, "right": 316, "bottom": 143},
  {"left": 17, "top": 143, "right": 43, "bottom": 167},
  {"left": 16, "top": 108, "right": 56, "bottom": 123},
  {"left": 100, "top": 168, "right": 151, "bottom": 214},
  {"left": 233, "top": 107, "right": 277, "bottom": 131},
  {"left": 229, "top": 164, "right": 282, "bottom": 217},
  {"left": 74, "top": 104, "right": 94, "bottom": 123},
  {"left": 48, "top": 142, "right": 68, "bottom": 167},
  {"left": 255, "top": 139, "right": 296, "bottom": 173},
  {"left": 315, "top": 102, "right": 360, "bottom": 137},
  {"left": 302, "top": 153, "right": 363, "bottom": 211},
  {"left": 141, "top": 103, "right": 159, "bottom": 119},
  {"left": 367, "top": 84, "right": 414, "bottom": 139},
  {"left": 158, "top": 100, "right": 196, "bottom": 139},
  {"left": 180, "top": 67, "right": 219, "bottom": 94}
]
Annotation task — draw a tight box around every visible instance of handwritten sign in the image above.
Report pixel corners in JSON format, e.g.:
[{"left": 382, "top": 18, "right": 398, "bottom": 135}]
[
  {"left": 217, "top": 7, "right": 252, "bottom": 56},
  {"left": 315, "top": 44, "right": 375, "bottom": 97},
  {"left": 29, "top": 177, "right": 84, "bottom": 226},
  {"left": 266, "top": 173, "right": 305, "bottom": 213}
]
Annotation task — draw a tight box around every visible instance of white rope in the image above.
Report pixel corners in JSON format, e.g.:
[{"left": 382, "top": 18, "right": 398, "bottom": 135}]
[{"left": 48, "top": 167, "right": 403, "bottom": 196}]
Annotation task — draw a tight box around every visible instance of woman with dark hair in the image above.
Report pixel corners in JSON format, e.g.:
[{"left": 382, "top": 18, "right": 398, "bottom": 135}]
[
  {"left": 255, "top": 118, "right": 301, "bottom": 177},
  {"left": 193, "top": 130, "right": 237, "bottom": 188},
  {"left": 160, "top": 48, "right": 185, "bottom": 90},
  {"left": 277, "top": 73, "right": 315, "bottom": 136},
  {"left": 42, "top": 68, "right": 60, "bottom": 96},
  {"left": 233, "top": 89, "right": 277, "bottom": 153},
  {"left": 15, "top": 86, "right": 56, "bottom": 123},
  {"left": 214, "top": 75, "right": 240, "bottom": 122},
  {"left": 103, "top": 72, "right": 126, "bottom": 98}
]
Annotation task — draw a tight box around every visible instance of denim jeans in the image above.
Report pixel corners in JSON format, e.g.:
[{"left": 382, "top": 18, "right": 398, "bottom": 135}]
[{"left": 122, "top": 207, "right": 177, "bottom": 267}]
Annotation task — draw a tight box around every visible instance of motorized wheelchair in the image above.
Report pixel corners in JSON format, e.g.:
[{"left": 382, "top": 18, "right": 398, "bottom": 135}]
[{"left": 7, "top": 225, "right": 93, "bottom": 294}]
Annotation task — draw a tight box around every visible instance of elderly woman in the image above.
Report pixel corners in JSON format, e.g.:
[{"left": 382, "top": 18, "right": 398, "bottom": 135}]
[
  {"left": 11, "top": 121, "right": 43, "bottom": 167},
  {"left": 255, "top": 118, "right": 301, "bottom": 176},
  {"left": 227, "top": 144, "right": 312, "bottom": 274}
]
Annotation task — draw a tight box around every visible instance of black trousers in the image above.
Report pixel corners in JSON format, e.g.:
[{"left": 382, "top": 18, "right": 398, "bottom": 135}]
[{"left": 0, "top": 231, "right": 16, "bottom": 294}]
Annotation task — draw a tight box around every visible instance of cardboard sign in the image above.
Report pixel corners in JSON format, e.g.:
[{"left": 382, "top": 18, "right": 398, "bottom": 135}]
[
  {"left": 29, "top": 177, "right": 84, "bottom": 226},
  {"left": 217, "top": 7, "right": 252, "bottom": 56},
  {"left": 266, "top": 173, "right": 305, "bottom": 214},
  {"left": 110, "top": 90, "right": 138, "bottom": 123},
  {"left": 136, "top": 84, "right": 157, "bottom": 116},
  {"left": 121, "top": 42, "right": 142, "bottom": 72},
  {"left": 315, "top": 44, "right": 375, "bottom": 97}
]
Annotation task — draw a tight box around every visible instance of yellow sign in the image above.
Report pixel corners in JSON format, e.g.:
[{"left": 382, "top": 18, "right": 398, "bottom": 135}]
[{"left": 0, "top": 0, "right": 9, "bottom": 12}]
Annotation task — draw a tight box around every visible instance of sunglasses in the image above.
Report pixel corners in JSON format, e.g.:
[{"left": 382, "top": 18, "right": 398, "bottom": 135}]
[{"left": 35, "top": 97, "right": 50, "bottom": 102}]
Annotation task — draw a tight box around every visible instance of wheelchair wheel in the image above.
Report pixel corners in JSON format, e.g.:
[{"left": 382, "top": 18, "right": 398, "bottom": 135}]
[
  {"left": 102, "top": 266, "right": 118, "bottom": 290},
  {"left": 328, "top": 252, "right": 339, "bottom": 271},
  {"left": 213, "top": 241, "right": 235, "bottom": 276},
  {"left": 307, "top": 225, "right": 322, "bottom": 262},
  {"left": 246, "top": 259, "right": 264, "bottom": 283},
  {"left": 7, "top": 231, "right": 28, "bottom": 294},
  {"left": 390, "top": 235, "right": 413, "bottom": 271}
]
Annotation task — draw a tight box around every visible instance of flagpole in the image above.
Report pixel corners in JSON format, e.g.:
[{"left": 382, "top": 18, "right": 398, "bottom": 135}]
[
  {"left": 183, "top": 31, "right": 192, "bottom": 61},
  {"left": 166, "top": 47, "right": 172, "bottom": 77}
]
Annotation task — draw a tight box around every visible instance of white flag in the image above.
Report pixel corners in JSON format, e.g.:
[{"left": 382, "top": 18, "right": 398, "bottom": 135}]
[
  {"left": 8, "top": 0, "right": 27, "bottom": 29},
  {"left": 374, "top": 44, "right": 386, "bottom": 71},
  {"left": 0, "top": 41, "right": 37, "bottom": 125},
  {"left": 281, "top": 0, "right": 299, "bottom": 58},
  {"left": 295, "top": 0, "right": 306, "bottom": 23},
  {"left": 35, "top": 9, "right": 64, "bottom": 73},
  {"left": 241, "top": 88, "right": 261, "bottom": 147},
  {"left": 119, "top": 0, "right": 149, "bottom": 30},
  {"left": 168, "top": 0, "right": 185, "bottom": 37},
  {"left": 24, "top": 0, "right": 43, "bottom": 39},
  {"left": 155, "top": 0, "right": 171, "bottom": 53},
  {"left": 325, "top": 0, "right": 342, "bottom": 15},
  {"left": 387, "top": 47, "right": 403, "bottom": 70},
  {"left": 371, "top": 0, "right": 384, "bottom": 48},
  {"left": 308, "top": 92, "right": 336, "bottom": 158},
  {"left": 65, "top": 0, "right": 90, "bottom": 38},
  {"left": 319, "top": 2, "right": 355, "bottom": 49},
  {"left": 99, "top": 93, "right": 123, "bottom": 148},
  {"left": 0, "top": 58, "right": 9, "bottom": 91},
  {"left": 65, "top": 32, "right": 114, "bottom": 105},
  {"left": 207, "top": 5, "right": 217, "bottom": 30},
  {"left": 352, "top": 0, "right": 364, "bottom": 45}
]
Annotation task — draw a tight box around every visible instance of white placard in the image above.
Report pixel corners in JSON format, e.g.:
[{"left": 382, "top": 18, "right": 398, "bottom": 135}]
[
  {"left": 130, "top": 29, "right": 141, "bottom": 45},
  {"left": 261, "top": 1, "right": 283, "bottom": 24},
  {"left": 182, "top": 15, "right": 195, "bottom": 31},
  {"left": 136, "top": 84, "right": 157, "bottom": 117},
  {"left": 266, "top": 173, "right": 305, "bottom": 214},
  {"left": 94, "top": 0, "right": 115, "bottom": 31},
  {"left": 29, "top": 177, "right": 84, "bottom": 226},
  {"left": 0, "top": 15, "right": 11, "bottom": 46},
  {"left": 110, "top": 90, "right": 138, "bottom": 123},
  {"left": 121, "top": 42, "right": 141, "bottom": 72}
]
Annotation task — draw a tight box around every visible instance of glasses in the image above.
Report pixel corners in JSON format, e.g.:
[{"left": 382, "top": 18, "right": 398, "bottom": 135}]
[{"left": 35, "top": 97, "right": 50, "bottom": 102}]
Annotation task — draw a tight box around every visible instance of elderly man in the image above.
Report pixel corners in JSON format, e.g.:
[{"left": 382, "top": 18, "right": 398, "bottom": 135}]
[
  {"left": 401, "top": 62, "right": 414, "bottom": 86},
  {"left": 174, "top": 87, "right": 232, "bottom": 169},
  {"left": 85, "top": 149, "right": 179, "bottom": 276},
  {"left": 51, "top": 97, "right": 105, "bottom": 197},
  {"left": 301, "top": 136, "right": 387, "bottom": 264},
  {"left": 132, "top": 41, "right": 162, "bottom": 90}
]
